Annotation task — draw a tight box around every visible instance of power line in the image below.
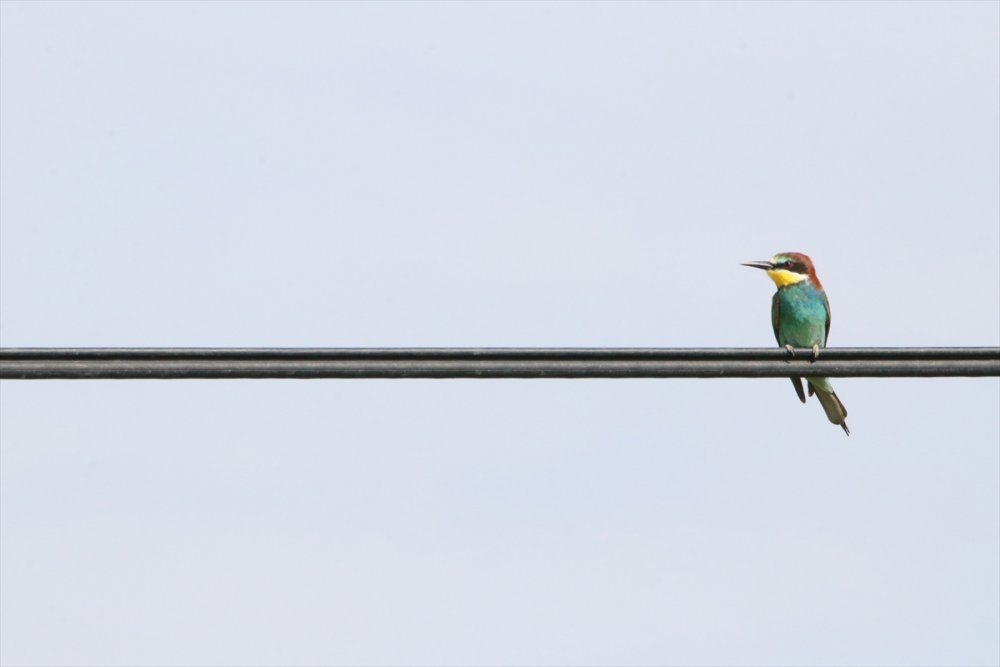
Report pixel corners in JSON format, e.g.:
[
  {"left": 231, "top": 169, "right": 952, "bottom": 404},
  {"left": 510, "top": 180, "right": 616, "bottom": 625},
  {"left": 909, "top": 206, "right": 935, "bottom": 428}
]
[{"left": 1, "top": 347, "right": 997, "bottom": 380}]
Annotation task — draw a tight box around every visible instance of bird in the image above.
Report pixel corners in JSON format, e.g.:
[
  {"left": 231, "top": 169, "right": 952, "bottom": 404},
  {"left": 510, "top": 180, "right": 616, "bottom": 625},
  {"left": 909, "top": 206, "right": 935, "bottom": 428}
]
[{"left": 742, "top": 252, "right": 850, "bottom": 435}]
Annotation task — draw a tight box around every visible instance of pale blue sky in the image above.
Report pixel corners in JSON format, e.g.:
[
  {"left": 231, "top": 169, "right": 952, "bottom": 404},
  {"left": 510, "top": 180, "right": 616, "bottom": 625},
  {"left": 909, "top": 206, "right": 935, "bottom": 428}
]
[{"left": 1, "top": 2, "right": 998, "bottom": 666}]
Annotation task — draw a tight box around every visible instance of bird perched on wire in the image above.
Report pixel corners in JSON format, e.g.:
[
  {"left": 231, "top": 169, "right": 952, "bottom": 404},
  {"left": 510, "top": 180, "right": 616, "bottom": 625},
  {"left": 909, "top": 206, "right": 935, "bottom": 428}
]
[{"left": 742, "top": 252, "right": 849, "bottom": 435}]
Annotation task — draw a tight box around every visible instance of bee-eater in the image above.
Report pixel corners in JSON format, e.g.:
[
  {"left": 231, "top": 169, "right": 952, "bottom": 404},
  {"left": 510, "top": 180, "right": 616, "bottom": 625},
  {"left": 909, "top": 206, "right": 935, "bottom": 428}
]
[{"left": 742, "top": 252, "right": 850, "bottom": 435}]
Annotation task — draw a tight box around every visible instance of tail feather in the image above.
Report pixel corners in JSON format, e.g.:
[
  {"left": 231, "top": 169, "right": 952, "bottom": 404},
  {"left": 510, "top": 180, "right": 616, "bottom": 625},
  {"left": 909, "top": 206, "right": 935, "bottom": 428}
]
[{"left": 808, "top": 378, "right": 850, "bottom": 436}]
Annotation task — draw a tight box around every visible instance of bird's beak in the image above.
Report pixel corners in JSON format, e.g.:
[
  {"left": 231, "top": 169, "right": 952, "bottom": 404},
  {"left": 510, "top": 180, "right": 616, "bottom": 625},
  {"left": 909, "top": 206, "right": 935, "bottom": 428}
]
[{"left": 741, "top": 260, "right": 773, "bottom": 271}]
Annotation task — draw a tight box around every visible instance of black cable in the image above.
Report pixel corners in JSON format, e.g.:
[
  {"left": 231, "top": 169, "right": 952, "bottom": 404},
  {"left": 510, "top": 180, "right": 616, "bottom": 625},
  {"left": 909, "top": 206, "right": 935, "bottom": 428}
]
[{"left": 2, "top": 348, "right": 997, "bottom": 379}]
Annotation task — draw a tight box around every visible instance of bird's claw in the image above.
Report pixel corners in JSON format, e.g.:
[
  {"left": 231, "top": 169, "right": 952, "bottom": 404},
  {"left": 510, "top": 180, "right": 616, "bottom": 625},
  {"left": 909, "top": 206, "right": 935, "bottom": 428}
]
[{"left": 783, "top": 344, "right": 820, "bottom": 362}]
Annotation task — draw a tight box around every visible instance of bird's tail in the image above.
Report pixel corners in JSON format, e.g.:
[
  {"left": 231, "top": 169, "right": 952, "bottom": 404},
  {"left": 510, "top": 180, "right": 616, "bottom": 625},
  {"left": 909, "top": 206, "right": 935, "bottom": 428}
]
[{"left": 808, "top": 377, "right": 850, "bottom": 436}]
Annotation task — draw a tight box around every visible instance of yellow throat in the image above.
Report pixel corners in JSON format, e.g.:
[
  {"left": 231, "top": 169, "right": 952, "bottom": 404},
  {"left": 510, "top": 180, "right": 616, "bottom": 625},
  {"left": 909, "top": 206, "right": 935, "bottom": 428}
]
[{"left": 766, "top": 268, "right": 809, "bottom": 288}]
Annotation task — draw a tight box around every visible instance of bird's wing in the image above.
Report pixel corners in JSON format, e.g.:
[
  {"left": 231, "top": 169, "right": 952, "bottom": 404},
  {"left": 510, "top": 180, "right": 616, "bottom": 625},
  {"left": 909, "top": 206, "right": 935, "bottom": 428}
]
[
  {"left": 790, "top": 377, "right": 807, "bottom": 403},
  {"left": 773, "top": 292, "right": 807, "bottom": 403},
  {"left": 812, "top": 289, "right": 833, "bottom": 399},
  {"left": 770, "top": 292, "right": 781, "bottom": 345},
  {"left": 823, "top": 291, "right": 832, "bottom": 345}
]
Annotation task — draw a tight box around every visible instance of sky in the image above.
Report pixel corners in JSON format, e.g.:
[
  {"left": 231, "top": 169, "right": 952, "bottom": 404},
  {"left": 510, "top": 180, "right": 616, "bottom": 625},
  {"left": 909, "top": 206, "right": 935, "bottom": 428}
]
[{"left": 1, "top": 1, "right": 998, "bottom": 666}]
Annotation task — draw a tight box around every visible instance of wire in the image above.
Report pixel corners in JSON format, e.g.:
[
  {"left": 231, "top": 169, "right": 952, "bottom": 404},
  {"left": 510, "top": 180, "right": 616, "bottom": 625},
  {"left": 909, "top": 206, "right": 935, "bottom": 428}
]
[{"left": 1, "top": 347, "right": 997, "bottom": 379}]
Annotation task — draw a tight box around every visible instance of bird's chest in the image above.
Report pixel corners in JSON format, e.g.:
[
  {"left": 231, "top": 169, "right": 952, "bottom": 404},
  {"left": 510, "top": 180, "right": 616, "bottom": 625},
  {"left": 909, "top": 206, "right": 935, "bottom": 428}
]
[{"left": 775, "top": 287, "right": 828, "bottom": 347}]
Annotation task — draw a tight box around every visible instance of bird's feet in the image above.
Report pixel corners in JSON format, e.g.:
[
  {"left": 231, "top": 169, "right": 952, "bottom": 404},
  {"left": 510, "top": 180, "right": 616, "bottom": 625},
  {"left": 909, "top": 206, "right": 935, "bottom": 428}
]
[{"left": 784, "top": 344, "right": 820, "bottom": 361}]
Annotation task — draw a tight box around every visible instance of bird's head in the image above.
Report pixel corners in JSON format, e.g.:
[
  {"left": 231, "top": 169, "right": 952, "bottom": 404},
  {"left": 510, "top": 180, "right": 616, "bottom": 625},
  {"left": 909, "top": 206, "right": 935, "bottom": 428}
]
[{"left": 742, "top": 252, "right": 821, "bottom": 289}]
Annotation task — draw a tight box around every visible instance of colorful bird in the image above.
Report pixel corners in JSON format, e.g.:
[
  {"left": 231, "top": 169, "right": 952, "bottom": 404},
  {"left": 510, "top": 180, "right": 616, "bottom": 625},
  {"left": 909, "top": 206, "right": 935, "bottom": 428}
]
[{"left": 742, "top": 252, "right": 850, "bottom": 435}]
